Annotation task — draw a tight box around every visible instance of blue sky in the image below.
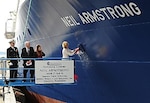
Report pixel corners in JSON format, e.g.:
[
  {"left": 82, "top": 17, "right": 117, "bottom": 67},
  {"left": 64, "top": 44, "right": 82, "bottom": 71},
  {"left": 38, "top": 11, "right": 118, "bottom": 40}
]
[{"left": 0, "top": 0, "right": 18, "bottom": 54}]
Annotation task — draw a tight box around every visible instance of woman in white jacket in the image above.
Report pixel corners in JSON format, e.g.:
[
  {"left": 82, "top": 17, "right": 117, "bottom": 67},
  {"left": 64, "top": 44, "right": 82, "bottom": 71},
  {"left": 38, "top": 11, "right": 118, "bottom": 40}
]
[
  {"left": 62, "top": 41, "right": 79, "bottom": 81},
  {"left": 62, "top": 41, "right": 79, "bottom": 59}
]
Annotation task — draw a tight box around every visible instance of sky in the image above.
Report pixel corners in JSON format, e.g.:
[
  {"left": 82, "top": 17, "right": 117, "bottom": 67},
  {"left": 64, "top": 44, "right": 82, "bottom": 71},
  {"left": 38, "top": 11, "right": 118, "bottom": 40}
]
[{"left": 0, "top": 0, "right": 18, "bottom": 57}]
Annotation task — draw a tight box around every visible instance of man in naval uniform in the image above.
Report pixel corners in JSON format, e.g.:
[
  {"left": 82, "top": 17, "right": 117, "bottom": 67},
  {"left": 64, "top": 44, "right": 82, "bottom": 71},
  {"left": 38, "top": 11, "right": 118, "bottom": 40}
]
[{"left": 7, "top": 39, "right": 20, "bottom": 82}]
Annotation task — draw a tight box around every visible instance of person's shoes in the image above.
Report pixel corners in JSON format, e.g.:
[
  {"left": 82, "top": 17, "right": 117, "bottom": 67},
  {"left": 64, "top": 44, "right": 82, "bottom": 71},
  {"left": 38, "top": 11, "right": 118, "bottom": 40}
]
[
  {"left": 5, "top": 80, "right": 9, "bottom": 85},
  {"left": 22, "top": 80, "right": 26, "bottom": 82},
  {"left": 10, "top": 80, "right": 16, "bottom": 82},
  {"left": 30, "top": 80, "right": 34, "bottom": 82}
]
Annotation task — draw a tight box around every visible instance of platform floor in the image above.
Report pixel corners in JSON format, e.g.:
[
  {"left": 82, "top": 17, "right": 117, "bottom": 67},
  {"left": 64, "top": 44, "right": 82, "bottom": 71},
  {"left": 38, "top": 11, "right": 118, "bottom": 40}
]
[
  {"left": 0, "top": 69, "right": 16, "bottom": 103},
  {"left": 0, "top": 86, "right": 16, "bottom": 103},
  {"left": 0, "top": 87, "right": 3, "bottom": 103}
]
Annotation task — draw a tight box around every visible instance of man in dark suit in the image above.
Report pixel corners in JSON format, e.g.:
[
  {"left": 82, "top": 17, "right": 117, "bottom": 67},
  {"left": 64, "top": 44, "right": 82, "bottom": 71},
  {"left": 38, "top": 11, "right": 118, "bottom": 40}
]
[
  {"left": 21, "top": 41, "right": 35, "bottom": 82},
  {"left": 7, "top": 39, "right": 20, "bottom": 82}
]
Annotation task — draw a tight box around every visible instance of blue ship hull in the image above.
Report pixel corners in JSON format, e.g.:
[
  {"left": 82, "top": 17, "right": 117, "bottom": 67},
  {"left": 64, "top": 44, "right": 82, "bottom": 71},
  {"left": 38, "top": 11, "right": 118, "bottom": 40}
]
[{"left": 15, "top": 0, "right": 150, "bottom": 102}]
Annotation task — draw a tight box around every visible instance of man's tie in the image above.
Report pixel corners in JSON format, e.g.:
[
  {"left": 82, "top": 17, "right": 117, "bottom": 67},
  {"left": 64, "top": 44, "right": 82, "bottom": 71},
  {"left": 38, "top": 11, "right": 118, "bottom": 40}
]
[{"left": 28, "top": 49, "right": 30, "bottom": 55}]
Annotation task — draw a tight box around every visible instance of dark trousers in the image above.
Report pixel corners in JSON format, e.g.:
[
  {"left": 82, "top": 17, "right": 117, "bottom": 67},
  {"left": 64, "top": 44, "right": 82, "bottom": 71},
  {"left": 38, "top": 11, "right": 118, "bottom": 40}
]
[
  {"left": 9, "top": 65, "right": 18, "bottom": 82},
  {"left": 23, "top": 66, "right": 34, "bottom": 81}
]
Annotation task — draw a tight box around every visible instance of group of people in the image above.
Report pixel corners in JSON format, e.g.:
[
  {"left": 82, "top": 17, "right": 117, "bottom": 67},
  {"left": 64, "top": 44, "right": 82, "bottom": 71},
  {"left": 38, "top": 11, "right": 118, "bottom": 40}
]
[
  {"left": 6, "top": 39, "right": 79, "bottom": 82},
  {"left": 7, "top": 40, "right": 45, "bottom": 82}
]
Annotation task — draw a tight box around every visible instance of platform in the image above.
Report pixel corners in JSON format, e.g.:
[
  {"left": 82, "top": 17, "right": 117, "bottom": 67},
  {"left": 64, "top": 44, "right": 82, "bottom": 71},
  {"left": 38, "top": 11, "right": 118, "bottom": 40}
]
[{"left": 0, "top": 58, "right": 75, "bottom": 103}]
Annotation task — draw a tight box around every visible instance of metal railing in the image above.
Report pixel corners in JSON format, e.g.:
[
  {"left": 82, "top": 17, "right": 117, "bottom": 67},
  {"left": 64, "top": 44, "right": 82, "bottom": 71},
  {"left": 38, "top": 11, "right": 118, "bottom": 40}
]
[{"left": 0, "top": 57, "right": 75, "bottom": 87}]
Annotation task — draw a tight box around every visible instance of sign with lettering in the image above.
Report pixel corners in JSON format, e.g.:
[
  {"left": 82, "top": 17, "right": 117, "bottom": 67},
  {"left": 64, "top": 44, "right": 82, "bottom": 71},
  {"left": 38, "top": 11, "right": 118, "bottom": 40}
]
[{"left": 35, "top": 60, "right": 74, "bottom": 84}]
